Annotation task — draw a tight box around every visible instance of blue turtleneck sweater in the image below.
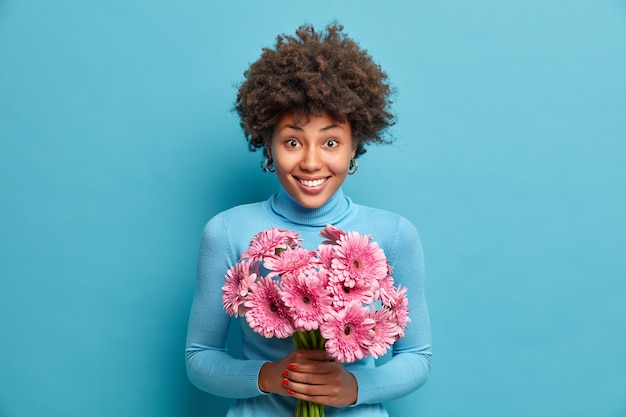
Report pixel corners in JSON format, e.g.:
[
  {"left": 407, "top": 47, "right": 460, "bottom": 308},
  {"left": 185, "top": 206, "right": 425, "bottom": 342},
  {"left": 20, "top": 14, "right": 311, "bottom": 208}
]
[{"left": 185, "top": 188, "right": 431, "bottom": 416}]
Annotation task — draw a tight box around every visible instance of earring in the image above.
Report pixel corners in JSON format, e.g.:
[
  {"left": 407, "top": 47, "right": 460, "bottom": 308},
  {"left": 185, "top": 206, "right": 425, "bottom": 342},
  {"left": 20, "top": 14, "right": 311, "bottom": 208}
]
[
  {"left": 348, "top": 159, "right": 358, "bottom": 175},
  {"left": 263, "top": 157, "right": 275, "bottom": 173}
]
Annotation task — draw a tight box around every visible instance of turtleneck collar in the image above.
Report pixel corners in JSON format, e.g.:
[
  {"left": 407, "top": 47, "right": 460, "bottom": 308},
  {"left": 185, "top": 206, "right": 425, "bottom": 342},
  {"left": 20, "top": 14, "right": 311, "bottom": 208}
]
[{"left": 269, "top": 187, "right": 353, "bottom": 227}]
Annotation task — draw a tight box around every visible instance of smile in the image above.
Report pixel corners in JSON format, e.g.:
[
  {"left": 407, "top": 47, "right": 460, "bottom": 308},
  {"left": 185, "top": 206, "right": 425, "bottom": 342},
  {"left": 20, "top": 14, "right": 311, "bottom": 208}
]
[{"left": 298, "top": 177, "right": 328, "bottom": 187}]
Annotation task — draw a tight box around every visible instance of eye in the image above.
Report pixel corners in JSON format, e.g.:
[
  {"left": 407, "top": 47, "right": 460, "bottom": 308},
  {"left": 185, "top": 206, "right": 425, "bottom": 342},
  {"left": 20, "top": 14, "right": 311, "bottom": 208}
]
[
  {"left": 286, "top": 138, "right": 300, "bottom": 148},
  {"left": 325, "top": 139, "right": 339, "bottom": 148}
]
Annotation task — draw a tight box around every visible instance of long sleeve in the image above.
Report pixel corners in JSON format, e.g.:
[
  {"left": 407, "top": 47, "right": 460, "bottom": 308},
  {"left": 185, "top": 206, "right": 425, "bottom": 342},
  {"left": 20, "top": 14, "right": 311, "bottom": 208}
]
[
  {"left": 350, "top": 215, "right": 432, "bottom": 405},
  {"left": 185, "top": 214, "right": 267, "bottom": 399},
  {"left": 184, "top": 190, "right": 431, "bottom": 416}
]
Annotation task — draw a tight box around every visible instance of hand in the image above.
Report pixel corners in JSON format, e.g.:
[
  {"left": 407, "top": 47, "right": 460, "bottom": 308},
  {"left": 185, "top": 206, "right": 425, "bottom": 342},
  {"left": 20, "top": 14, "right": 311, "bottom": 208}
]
[{"left": 258, "top": 349, "right": 358, "bottom": 408}]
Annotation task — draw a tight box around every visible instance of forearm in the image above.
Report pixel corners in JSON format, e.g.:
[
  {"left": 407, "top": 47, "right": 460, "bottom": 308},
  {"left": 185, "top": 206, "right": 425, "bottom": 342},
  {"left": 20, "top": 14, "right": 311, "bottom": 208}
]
[
  {"left": 351, "top": 349, "right": 431, "bottom": 405},
  {"left": 186, "top": 341, "right": 267, "bottom": 398},
  {"left": 185, "top": 282, "right": 268, "bottom": 398}
]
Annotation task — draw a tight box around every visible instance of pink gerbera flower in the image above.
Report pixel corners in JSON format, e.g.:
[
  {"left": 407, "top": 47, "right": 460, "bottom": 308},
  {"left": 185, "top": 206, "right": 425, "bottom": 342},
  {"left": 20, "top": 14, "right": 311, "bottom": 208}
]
[
  {"left": 316, "top": 243, "right": 336, "bottom": 275},
  {"left": 319, "top": 224, "right": 347, "bottom": 245},
  {"left": 244, "top": 277, "right": 294, "bottom": 339},
  {"left": 331, "top": 231, "right": 388, "bottom": 288},
  {"left": 376, "top": 274, "right": 396, "bottom": 305},
  {"left": 222, "top": 260, "right": 257, "bottom": 317},
  {"left": 326, "top": 273, "right": 374, "bottom": 307},
  {"left": 221, "top": 226, "right": 409, "bottom": 362},
  {"left": 262, "top": 246, "right": 317, "bottom": 279},
  {"left": 369, "top": 307, "right": 399, "bottom": 358},
  {"left": 281, "top": 270, "right": 332, "bottom": 331},
  {"left": 242, "top": 228, "right": 301, "bottom": 263},
  {"left": 320, "top": 301, "right": 375, "bottom": 363},
  {"left": 386, "top": 285, "right": 411, "bottom": 338}
]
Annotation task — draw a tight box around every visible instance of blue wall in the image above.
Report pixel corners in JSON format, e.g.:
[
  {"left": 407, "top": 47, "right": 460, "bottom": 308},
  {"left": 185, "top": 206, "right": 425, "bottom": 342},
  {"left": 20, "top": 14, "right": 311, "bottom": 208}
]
[{"left": 1, "top": 1, "right": 625, "bottom": 416}]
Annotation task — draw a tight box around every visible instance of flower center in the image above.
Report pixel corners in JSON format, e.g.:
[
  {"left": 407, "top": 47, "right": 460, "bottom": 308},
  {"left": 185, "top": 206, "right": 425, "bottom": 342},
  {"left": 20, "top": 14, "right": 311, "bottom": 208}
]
[{"left": 344, "top": 326, "right": 352, "bottom": 336}]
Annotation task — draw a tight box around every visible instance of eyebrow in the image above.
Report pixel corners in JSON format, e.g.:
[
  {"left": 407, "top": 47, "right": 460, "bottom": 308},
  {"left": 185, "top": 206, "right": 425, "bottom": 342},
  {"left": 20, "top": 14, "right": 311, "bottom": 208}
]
[{"left": 280, "top": 123, "right": 345, "bottom": 132}]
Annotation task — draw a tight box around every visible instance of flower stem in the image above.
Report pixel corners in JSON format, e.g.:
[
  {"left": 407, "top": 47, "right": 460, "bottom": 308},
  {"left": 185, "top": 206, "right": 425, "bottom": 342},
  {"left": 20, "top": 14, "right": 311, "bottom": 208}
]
[
  {"left": 292, "top": 331, "right": 326, "bottom": 417},
  {"left": 294, "top": 399, "right": 325, "bottom": 417}
]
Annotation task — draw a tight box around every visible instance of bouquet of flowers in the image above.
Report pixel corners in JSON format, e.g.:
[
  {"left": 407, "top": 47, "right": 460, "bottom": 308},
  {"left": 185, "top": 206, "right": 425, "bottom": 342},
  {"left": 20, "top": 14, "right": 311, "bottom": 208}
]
[{"left": 222, "top": 225, "right": 410, "bottom": 417}]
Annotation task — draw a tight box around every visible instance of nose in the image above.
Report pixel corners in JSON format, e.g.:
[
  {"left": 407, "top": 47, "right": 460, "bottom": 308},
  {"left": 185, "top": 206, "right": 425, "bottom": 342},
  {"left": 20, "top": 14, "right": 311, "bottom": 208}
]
[{"left": 299, "top": 147, "right": 322, "bottom": 171}]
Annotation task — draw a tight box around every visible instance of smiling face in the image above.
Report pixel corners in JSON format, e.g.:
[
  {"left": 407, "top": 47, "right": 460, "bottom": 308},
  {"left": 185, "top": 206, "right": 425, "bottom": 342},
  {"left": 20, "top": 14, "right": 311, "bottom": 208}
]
[{"left": 270, "top": 112, "right": 356, "bottom": 209}]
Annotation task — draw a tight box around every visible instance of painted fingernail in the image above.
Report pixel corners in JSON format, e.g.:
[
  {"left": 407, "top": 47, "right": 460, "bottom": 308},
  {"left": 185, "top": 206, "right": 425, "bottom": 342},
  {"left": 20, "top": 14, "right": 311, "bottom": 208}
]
[
  {"left": 288, "top": 389, "right": 295, "bottom": 396},
  {"left": 283, "top": 369, "right": 289, "bottom": 377},
  {"left": 282, "top": 378, "right": 289, "bottom": 386},
  {"left": 288, "top": 364, "right": 296, "bottom": 371}
]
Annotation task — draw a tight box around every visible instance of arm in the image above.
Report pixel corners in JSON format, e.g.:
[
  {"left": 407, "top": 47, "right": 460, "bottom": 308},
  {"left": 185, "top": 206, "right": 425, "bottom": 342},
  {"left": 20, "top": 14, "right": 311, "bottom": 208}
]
[
  {"left": 351, "top": 216, "right": 432, "bottom": 405},
  {"left": 185, "top": 215, "right": 267, "bottom": 399}
]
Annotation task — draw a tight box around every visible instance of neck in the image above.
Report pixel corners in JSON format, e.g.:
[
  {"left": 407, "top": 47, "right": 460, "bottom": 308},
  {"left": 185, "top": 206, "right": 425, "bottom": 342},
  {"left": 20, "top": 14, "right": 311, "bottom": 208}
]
[{"left": 270, "top": 187, "right": 352, "bottom": 227}]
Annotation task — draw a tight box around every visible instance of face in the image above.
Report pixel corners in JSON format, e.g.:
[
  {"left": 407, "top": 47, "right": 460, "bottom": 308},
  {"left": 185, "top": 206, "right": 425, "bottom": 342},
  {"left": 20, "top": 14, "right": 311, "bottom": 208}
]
[{"left": 270, "top": 112, "right": 356, "bottom": 209}]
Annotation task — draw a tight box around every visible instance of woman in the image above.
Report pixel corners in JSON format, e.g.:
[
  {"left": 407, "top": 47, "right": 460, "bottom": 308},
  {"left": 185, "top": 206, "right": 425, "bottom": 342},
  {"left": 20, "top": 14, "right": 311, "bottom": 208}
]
[{"left": 186, "top": 23, "right": 431, "bottom": 416}]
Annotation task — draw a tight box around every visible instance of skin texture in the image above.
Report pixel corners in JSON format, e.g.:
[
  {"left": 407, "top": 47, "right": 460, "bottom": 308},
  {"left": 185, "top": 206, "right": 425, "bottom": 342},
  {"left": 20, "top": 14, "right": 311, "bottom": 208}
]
[
  {"left": 257, "top": 111, "right": 359, "bottom": 406},
  {"left": 269, "top": 111, "right": 357, "bottom": 209}
]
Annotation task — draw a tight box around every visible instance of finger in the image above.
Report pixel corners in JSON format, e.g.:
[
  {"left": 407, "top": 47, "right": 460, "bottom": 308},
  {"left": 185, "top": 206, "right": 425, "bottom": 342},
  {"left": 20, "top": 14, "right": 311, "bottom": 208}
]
[
  {"left": 285, "top": 378, "right": 356, "bottom": 408},
  {"left": 285, "top": 366, "right": 329, "bottom": 379},
  {"left": 285, "top": 367, "right": 342, "bottom": 388},
  {"left": 284, "top": 377, "right": 329, "bottom": 398},
  {"left": 293, "top": 349, "right": 333, "bottom": 361},
  {"left": 285, "top": 359, "right": 338, "bottom": 377},
  {"left": 287, "top": 380, "right": 348, "bottom": 408}
]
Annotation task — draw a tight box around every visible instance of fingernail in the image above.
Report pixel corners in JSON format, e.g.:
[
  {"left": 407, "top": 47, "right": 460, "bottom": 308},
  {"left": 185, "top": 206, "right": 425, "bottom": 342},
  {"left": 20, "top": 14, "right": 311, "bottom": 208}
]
[
  {"left": 283, "top": 369, "right": 289, "bottom": 377},
  {"left": 288, "top": 389, "right": 295, "bottom": 396},
  {"left": 288, "top": 364, "right": 296, "bottom": 371},
  {"left": 282, "top": 378, "right": 289, "bottom": 386}
]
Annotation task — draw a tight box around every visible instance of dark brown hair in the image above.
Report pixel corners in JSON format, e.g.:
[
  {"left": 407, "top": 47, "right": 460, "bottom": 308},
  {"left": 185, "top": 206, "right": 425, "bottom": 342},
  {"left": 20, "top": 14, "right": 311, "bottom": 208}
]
[{"left": 234, "top": 23, "right": 395, "bottom": 158}]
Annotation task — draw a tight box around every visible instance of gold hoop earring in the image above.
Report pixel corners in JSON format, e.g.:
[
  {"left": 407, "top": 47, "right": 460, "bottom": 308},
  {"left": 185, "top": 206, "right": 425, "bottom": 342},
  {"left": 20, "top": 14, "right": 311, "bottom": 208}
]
[
  {"left": 262, "top": 157, "right": 275, "bottom": 173},
  {"left": 348, "top": 159, "right": 358, "bottom": 175}
]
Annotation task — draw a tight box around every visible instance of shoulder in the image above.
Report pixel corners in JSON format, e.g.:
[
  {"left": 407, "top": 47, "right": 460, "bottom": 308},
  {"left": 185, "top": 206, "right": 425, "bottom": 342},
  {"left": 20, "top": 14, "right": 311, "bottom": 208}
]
[
  {"left": 200, "top": 200, "right": 274, "bottom": 257},
  {"left": 203, "top": 201, "right": 267, "bottom": 233},
  {"left": 217, "top": 200, "right": 267, "bottom": 220},
  {"left": 352, "top": 204, "right": 419, "bottom": 238},
  {"left": 348, "top": 203, "right": 422, "bottom": 260}
]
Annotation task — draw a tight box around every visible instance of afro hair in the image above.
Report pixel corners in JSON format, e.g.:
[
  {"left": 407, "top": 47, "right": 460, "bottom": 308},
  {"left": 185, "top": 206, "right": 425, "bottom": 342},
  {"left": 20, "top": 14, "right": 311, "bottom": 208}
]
[{"left": 234, "top": 23, "right": 395, "bottom": 158}]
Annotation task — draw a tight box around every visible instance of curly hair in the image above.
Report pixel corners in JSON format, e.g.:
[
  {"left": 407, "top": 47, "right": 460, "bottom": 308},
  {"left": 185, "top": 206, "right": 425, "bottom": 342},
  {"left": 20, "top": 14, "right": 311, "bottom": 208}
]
[{"left": 234, "top": 23, "right": 395, "bottom": 158}]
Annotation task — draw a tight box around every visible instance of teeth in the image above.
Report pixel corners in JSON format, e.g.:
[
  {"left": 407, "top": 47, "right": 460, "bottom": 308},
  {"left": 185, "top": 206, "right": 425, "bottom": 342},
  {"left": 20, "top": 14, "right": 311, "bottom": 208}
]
[{"left": 300, "top": 178, "right": 326, "bottom": 187}]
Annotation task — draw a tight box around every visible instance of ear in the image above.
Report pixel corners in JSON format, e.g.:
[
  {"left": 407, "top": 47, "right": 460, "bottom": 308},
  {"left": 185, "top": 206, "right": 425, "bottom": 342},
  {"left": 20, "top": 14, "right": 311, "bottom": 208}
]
[{"left": 351, "top": 143, "right": 357, "bottom": 159}]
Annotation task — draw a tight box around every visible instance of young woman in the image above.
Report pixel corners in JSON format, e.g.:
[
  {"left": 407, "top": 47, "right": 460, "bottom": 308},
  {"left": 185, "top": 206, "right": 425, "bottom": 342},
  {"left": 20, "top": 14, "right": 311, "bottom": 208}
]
[{"left": 185, "top": 23, "right": 431, "bottom": 416}]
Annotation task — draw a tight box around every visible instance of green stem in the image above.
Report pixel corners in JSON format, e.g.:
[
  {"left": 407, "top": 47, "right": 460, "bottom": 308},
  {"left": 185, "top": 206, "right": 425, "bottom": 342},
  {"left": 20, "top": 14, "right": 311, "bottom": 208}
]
[{"left": 292, "top": 332, "right": 326, "bottom": 417}]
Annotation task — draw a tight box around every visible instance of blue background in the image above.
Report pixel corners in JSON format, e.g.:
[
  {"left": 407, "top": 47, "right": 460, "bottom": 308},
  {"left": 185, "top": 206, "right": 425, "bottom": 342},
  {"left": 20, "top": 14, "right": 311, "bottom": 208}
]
[{"left": 1, "top": 1, "right": 625, "bottom": 416}]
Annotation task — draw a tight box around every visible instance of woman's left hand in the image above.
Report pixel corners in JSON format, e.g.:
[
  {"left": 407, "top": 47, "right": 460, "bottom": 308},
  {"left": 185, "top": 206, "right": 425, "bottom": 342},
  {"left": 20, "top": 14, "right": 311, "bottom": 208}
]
[{"left": 282, "top": 349, "right": 358, "bottom": 407}]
